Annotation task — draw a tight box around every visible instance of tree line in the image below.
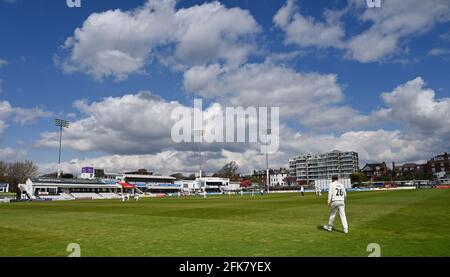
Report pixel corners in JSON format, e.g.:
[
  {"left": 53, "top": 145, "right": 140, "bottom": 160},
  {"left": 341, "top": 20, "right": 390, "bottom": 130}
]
[
  {"left": 170, "top": 161, "right": 241, "bottom": 181},
  {"left": 0, "top": 160, "right": 38, "bottom": 195}
]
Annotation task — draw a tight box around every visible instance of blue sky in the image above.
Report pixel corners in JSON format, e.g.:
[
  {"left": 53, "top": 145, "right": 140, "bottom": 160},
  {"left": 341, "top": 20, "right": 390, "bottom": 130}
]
[{"left": 0, "top": 0, "right": 450, "bottom": 175}]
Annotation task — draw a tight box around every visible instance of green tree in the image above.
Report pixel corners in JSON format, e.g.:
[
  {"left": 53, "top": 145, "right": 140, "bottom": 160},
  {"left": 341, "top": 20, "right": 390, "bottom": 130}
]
[
  {"left": 378, "top": 169, "right": 394, "bottom": 181},
  {"left": 249, "top": 175, "right": 260, "bottom": 184},
  {"left": 350, "top": 172, "right": 368, "bottom": 183}
]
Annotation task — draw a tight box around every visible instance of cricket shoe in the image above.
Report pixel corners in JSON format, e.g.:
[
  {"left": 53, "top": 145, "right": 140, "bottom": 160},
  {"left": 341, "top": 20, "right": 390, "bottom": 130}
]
[
  {"left": 323, "top": 225, "right": 332, "bottom": 232},
  {"left": 344, "top": 229, "right": 348, "bottom": 234}
]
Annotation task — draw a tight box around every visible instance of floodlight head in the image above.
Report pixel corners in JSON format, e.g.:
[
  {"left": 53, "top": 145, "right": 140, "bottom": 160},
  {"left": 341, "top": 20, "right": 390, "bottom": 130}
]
[{"left": 55, "top": 118, "right": 69, "bottom": 128}]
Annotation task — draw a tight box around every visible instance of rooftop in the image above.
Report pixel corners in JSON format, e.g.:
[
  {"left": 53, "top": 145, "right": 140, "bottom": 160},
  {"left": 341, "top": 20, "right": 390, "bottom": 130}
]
[
  {"left": 31, "top": 177, "right": 107, "bottom": 185},
  {"left": 123, "top": 174, "right": 175, "bottom": 180}
]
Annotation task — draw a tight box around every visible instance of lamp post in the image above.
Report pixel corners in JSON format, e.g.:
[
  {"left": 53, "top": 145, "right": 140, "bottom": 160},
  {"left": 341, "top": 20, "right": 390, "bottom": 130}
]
[{"left": 55, "top": 119, "right": 69, "bottom": 178}]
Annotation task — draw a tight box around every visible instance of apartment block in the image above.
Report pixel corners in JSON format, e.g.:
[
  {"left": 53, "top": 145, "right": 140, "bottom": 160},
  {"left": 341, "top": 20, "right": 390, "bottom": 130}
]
[{"left": 289, "top": 150, "right": 359, "bottom": 181}]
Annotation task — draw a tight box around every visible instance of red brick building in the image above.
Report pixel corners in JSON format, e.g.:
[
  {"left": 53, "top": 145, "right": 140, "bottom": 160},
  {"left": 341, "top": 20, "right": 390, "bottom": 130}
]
[
  {"left": 426, "top": 152, "right": 450, "bottom": 179},
  {"left": 393, "top": 162, "right": 426, "bottom": 177}
]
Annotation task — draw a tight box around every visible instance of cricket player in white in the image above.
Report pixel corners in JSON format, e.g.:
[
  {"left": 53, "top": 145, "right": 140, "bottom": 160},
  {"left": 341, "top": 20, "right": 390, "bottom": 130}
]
[
  {"left": 324, "top": 175, "right": 348, "bottom": 234},
  {"left": 315, "top": 182, "right": 322, "bottom": 196}
]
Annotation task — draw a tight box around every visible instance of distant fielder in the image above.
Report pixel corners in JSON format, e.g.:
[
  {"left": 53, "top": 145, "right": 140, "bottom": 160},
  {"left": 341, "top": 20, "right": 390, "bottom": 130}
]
[
  {"left": 323, "top": 175, "right": 349, "bottom": 234},
  {"left": 315, "top": 182, "right": 322, "bottom": 196}
]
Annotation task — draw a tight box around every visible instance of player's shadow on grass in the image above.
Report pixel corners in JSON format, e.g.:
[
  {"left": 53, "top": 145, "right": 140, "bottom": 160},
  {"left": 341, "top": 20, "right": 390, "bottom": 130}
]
[{"left": 316, "top": 225, "right": 345, "bottom": 234}]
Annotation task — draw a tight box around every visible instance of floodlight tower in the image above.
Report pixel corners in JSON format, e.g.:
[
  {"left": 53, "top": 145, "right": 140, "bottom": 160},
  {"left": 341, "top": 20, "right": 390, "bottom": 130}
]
[
  {"left": 55, "top": 119, "right": 69, "bottom": 178},
  {"left": 194, "top": 129, "right": 204, "bottom": 191},
  {"left": 264, "top": 128, "right": 272, "bottom": 194}
]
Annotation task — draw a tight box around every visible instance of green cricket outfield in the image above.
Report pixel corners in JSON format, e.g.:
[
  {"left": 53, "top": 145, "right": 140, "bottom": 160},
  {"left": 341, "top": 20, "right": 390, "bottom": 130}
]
[{"left": 0, "top": 189, "right": 449, "bottom": 257}]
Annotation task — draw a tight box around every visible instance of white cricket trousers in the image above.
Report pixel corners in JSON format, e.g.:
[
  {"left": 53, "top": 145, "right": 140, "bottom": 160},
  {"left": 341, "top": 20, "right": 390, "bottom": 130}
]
[{"left": 328, "top": 201, "right": 348, "bottom": 230}]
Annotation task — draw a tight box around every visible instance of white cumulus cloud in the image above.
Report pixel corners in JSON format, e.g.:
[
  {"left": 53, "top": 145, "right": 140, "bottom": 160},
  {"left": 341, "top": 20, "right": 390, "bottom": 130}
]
[
  {"left": 183, "top": 62, "right": 371, "bottom": 130},
  {"left": 274, "top": 0, "right": 450, "bottom": 63},
  {"left": 58, "top": 0, "right": 260, "bottom": 80},
  {"left": 377, "top": 77, "right": 450, "bottom": 138}
]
